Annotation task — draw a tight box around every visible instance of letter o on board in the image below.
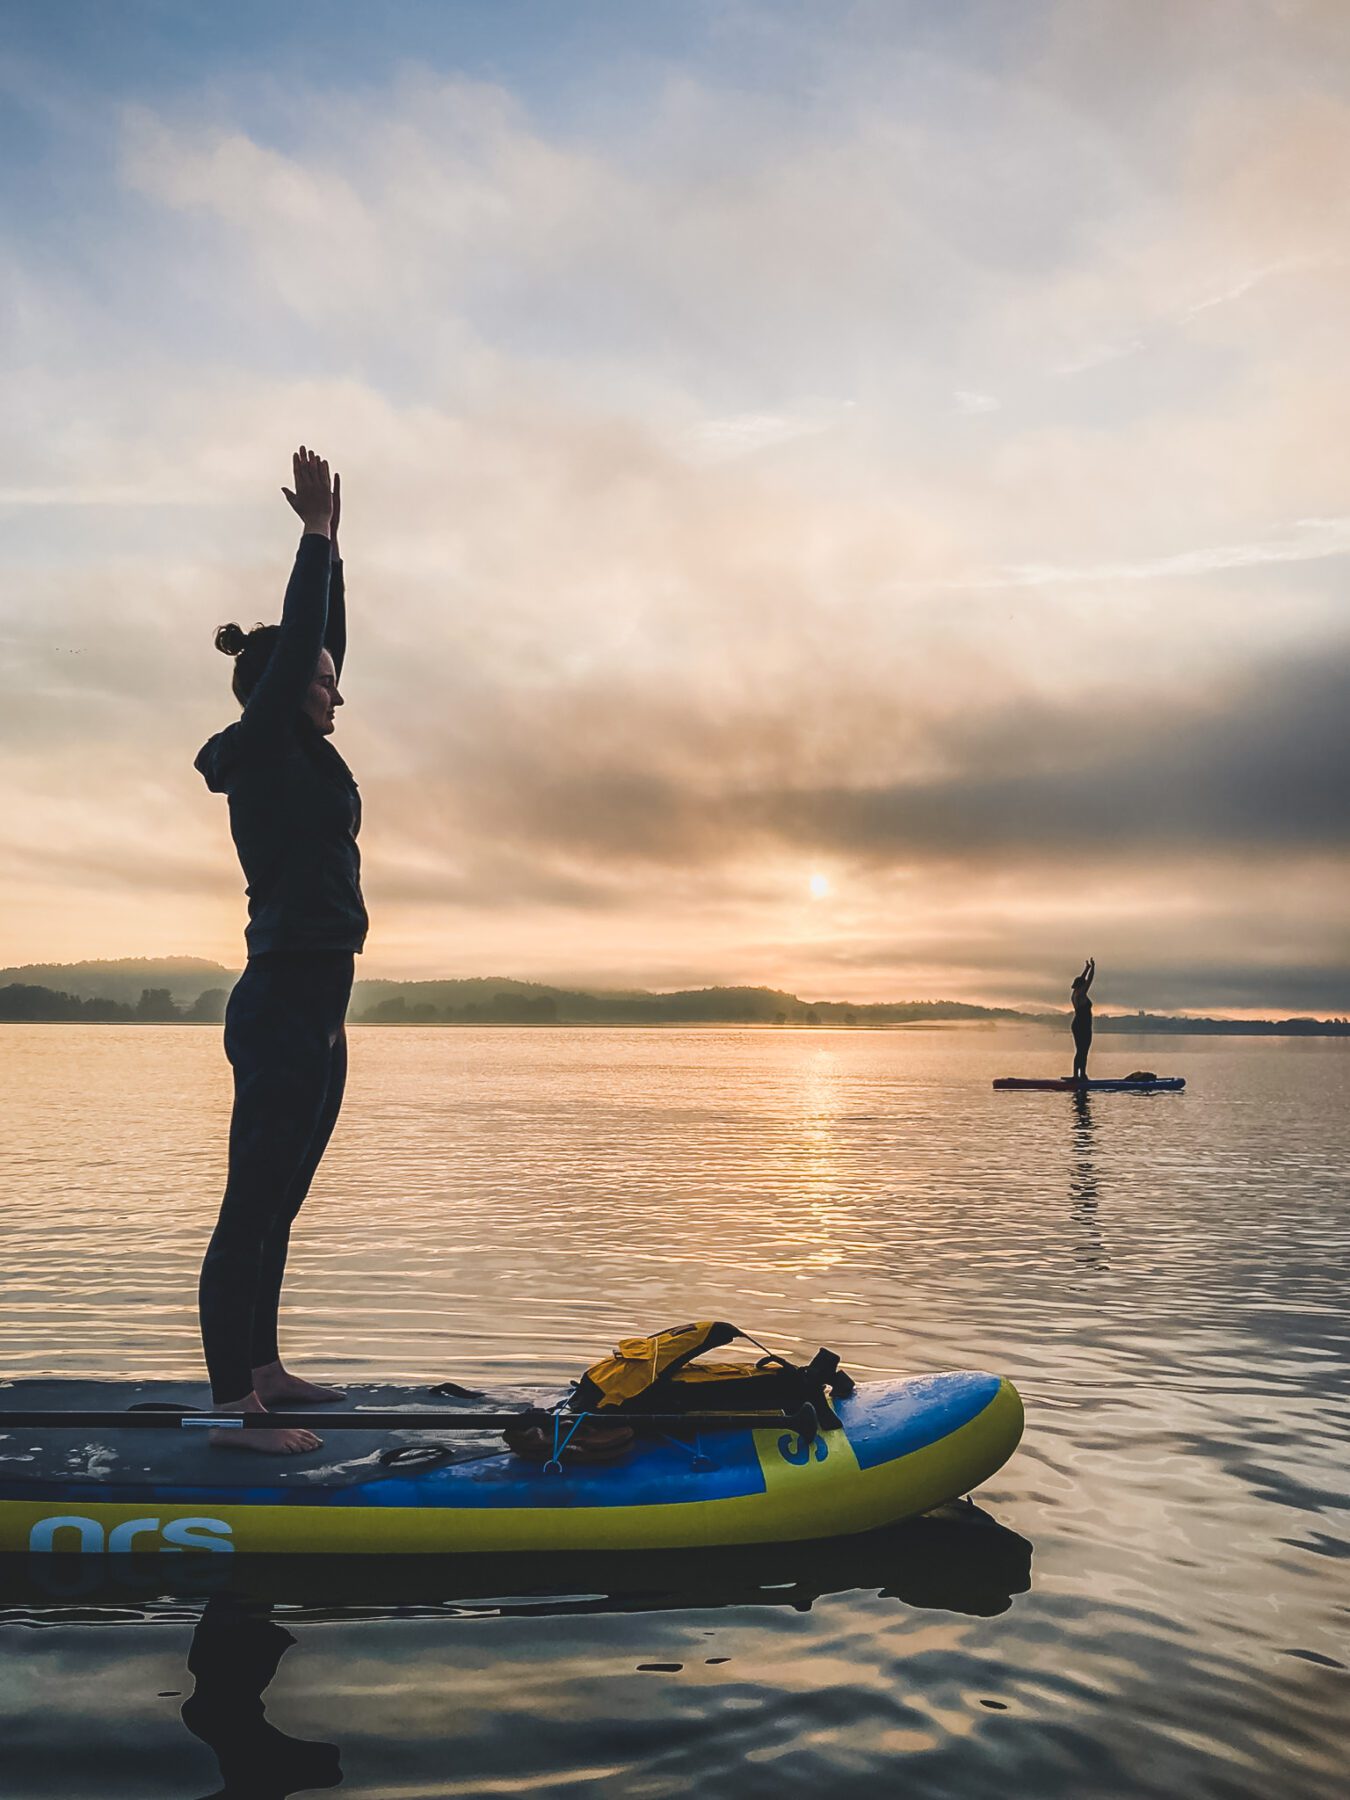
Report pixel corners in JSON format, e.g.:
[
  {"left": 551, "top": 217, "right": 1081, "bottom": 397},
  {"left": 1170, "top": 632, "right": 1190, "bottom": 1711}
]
[{"left": 28, "top": 1516, "right": 105, "bottom": 1554}]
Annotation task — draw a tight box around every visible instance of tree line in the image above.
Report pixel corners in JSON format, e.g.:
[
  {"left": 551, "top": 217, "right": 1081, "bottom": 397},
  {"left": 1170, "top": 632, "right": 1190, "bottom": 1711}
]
[
  {"left": 0, "top": 983, "right": 229, "bottom": 1022},
  {"left": 2, "top": 979, "right": 1345, "bottom": 1033}
]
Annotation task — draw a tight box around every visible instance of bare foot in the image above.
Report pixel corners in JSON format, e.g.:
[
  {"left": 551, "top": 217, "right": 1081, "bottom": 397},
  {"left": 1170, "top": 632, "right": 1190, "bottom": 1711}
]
[
  {"left": 251, "top": 1361, "right": 346, "bottom": 1406},
  {"left": 208, "top": 1391, "right": 322, "bottom": 1455}
]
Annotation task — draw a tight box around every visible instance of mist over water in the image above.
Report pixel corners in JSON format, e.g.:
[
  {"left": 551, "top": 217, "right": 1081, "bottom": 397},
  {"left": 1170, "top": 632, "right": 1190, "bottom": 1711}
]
[{"left": 2, "top": 1023, "right": 1346, "bottom": 1797}]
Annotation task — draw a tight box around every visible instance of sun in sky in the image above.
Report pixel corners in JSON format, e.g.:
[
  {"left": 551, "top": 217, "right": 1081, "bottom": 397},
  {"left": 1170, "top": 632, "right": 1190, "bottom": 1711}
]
[{"left": 808, "top": 873, "right": 831, "bottom": 901}]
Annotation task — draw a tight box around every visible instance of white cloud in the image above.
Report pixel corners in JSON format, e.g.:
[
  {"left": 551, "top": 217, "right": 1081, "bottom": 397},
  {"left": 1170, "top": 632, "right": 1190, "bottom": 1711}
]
[
  {"left": 684, "top": 411, "right": 837, "bottom": 458},
  {"left": 1177, "top": 256, "right": 1316, "bottom": 322},
  {"left": 954, "top": 390, "right": 1000, "bottom": 415},
  {"left": 924, "top": 516, "right": 1350, "bottom": 590},
  {"left": 1051, "top": 337, "right": 1146, "bottom": 376},
  {"left": 0, "top": 485, "right": 217, "bottom": 507}
]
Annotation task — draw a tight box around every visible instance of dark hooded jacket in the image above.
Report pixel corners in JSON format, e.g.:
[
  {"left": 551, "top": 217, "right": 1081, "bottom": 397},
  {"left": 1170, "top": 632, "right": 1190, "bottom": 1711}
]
[{"left": 195, "top": 532, "right": 369, "bottom": 959}]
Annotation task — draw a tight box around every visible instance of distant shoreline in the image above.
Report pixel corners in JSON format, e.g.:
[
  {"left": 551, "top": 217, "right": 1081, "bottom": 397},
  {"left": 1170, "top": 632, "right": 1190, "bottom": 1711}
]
[
  {"left": 1, "top": 967, "right": 1345, "bottom": 1035},
  {"left": 3, "top": 1016, "right": 1348, "bottom": 1038}
]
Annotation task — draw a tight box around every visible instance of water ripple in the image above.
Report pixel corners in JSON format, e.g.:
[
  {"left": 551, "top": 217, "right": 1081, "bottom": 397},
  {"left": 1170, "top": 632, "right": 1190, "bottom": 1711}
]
[{"left": 1, "top": 1023, "right": 1346, "bottom": 1798}]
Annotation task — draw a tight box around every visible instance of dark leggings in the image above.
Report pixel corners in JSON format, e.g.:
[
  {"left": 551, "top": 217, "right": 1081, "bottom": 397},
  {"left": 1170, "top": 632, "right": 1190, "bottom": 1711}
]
[
  {"left": 199, "top": 952, "right": 353, "bottom": 1402},
  {"left": 1072, "top": 1014, "right": 1092, "bottom": 1080}
]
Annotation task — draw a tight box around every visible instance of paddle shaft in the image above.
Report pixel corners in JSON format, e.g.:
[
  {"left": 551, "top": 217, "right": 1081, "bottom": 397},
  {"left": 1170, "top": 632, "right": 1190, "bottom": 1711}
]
[{"left": 0, "top": 1404, "right": 820, "bottom": 1435}]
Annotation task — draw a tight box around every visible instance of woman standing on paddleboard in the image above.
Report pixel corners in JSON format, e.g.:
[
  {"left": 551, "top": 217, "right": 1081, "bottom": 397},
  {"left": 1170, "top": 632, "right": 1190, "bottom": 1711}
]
[
  {"left": 194, "top": 448, "right": 368, "bottom": 1453},
  {"left": 1071, "top": 958, "right": 1095, "bottom": 1083}
]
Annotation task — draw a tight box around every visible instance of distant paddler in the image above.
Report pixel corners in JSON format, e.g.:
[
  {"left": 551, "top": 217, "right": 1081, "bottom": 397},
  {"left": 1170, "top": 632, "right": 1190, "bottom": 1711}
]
[
  {"left": 1071, "top": 957, "right": 1095, "bottom": 1083},
  {"left": 193, "top": 449, "right": 368, "bottom": 1453}
]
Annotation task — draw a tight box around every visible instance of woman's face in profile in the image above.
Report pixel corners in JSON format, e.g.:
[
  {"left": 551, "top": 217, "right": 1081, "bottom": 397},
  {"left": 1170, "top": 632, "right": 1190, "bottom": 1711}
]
[{"left": 303, "top": 649, "right": 342, "bottom": 735}]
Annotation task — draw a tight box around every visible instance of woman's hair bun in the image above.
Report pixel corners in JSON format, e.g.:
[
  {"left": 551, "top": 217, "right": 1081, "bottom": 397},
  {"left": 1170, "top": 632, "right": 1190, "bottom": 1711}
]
[
  {"left": 215, "top": 619, "right": 280, "bottom": 704},
  {"left": 215, "top": 622, "right": 249, "bottom": 657}
]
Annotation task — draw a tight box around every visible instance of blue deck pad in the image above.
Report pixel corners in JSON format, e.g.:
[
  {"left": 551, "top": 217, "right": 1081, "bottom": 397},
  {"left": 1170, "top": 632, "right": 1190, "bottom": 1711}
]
[
  {"left": 0, "top": 1374, "right": 776, "bottom": 1511},
  {"left": 346, "top": 1431, "right": 766, "bottom": 1511},
  {"left": 0, "top": 1431, "right": 769, "bottom": 1513},
  {"left": 842, "top": 1372, "right": 1002, "bottom": 1472}
]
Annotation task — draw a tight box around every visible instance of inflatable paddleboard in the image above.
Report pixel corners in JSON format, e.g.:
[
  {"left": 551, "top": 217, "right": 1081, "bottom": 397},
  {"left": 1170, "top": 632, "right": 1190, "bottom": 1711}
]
[
  {"left": 0, "top": 1374, "right": 1023, "bottom": 1557},
  {"left": 0, "top": 1503, "right": 1034, "bottom": 1617},
  {"left": 993, "top": 1076, "right": 1184, "bottom": 1092}
]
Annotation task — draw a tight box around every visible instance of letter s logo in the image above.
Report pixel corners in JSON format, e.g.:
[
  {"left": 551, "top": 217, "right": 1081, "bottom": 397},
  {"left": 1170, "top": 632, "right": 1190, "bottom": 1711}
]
[
  {"left": 776, "top": 1432, "right": 829, "bottom": 1466},
  {"left": 162, "top": 1516, "right": 234, "bottom": 1553}
]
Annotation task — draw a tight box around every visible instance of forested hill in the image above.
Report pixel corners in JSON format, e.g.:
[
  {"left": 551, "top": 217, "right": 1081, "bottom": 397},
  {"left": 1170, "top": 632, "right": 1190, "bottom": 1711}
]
[
  {"left": 352, "top": 980, "right": 1023, "bottom": 1026},
  {"left": 0, "top": 962, "right": 1345, "bottom": 1032},
  {"left": 0, "top": 957, "right": 235, "bottom": 1005},
  {"left": 0, "top": 967, "right": 1024, "bottom": 1026}
]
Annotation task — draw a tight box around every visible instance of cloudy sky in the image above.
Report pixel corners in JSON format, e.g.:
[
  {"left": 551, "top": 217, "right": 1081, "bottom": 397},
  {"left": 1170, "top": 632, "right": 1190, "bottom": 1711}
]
[{"left": 2, "top": 0, "right": 1347, "bottom": 1011}]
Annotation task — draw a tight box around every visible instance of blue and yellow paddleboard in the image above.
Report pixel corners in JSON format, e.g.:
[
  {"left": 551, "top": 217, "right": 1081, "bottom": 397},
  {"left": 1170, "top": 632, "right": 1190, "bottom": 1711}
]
[
  {"left": 0, "top": 1374, "right": 1023, "bottom": 1557},
  {"left": 993, "top": 1076, "right": 1184, "bottom": 1092}
]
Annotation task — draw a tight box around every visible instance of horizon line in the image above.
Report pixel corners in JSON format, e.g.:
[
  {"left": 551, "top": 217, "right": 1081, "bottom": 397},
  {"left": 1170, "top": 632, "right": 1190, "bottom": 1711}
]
[{"left": 0, "top": 960, "right": 1346, "bottom": 1026}]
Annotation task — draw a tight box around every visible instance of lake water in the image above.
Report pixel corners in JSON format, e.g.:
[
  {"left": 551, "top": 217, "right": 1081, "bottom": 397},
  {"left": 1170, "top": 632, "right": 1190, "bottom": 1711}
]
[{"left": 1, "top": 1024, "right": 1346, "bottom": 1797}]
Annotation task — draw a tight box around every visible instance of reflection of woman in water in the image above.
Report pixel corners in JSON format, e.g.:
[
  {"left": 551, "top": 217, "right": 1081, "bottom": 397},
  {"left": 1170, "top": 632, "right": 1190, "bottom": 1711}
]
[
  {"left": 1071, "top": 957, "right": 1095, "bottom": 1082},
  {"left": 182, "top": 1596, "right": 341, "bottom": 1797},
  {"left": 1069, "top": 1087, "right": 1108, "bottom": 1273}
]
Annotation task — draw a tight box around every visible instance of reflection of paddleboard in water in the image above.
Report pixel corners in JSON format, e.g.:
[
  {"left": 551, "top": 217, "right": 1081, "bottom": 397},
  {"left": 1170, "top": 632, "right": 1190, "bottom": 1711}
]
[
  {"left": 993, "top": 1076, "right": 1185, "bottom": 1093},
  {"left": 1, "top": 1499, "right": 1034, "bottom": 1619},
  {"left": 0, "top": 1373, "right": 1023, "bottom": 1555}
]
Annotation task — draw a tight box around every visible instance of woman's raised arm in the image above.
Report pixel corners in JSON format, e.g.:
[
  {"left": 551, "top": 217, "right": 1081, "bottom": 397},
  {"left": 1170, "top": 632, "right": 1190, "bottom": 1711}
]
[
  {"left": 238, "top": 448, "right": 334, "bottom": 746},
  {"left": 325, "top": 471, "right": 346, "bottom": 682}
]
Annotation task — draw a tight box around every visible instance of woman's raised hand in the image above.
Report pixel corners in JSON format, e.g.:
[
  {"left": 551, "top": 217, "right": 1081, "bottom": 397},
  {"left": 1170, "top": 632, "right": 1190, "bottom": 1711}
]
[{"left": 281, "top": 446, "right": 333, "bottom": 536}]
